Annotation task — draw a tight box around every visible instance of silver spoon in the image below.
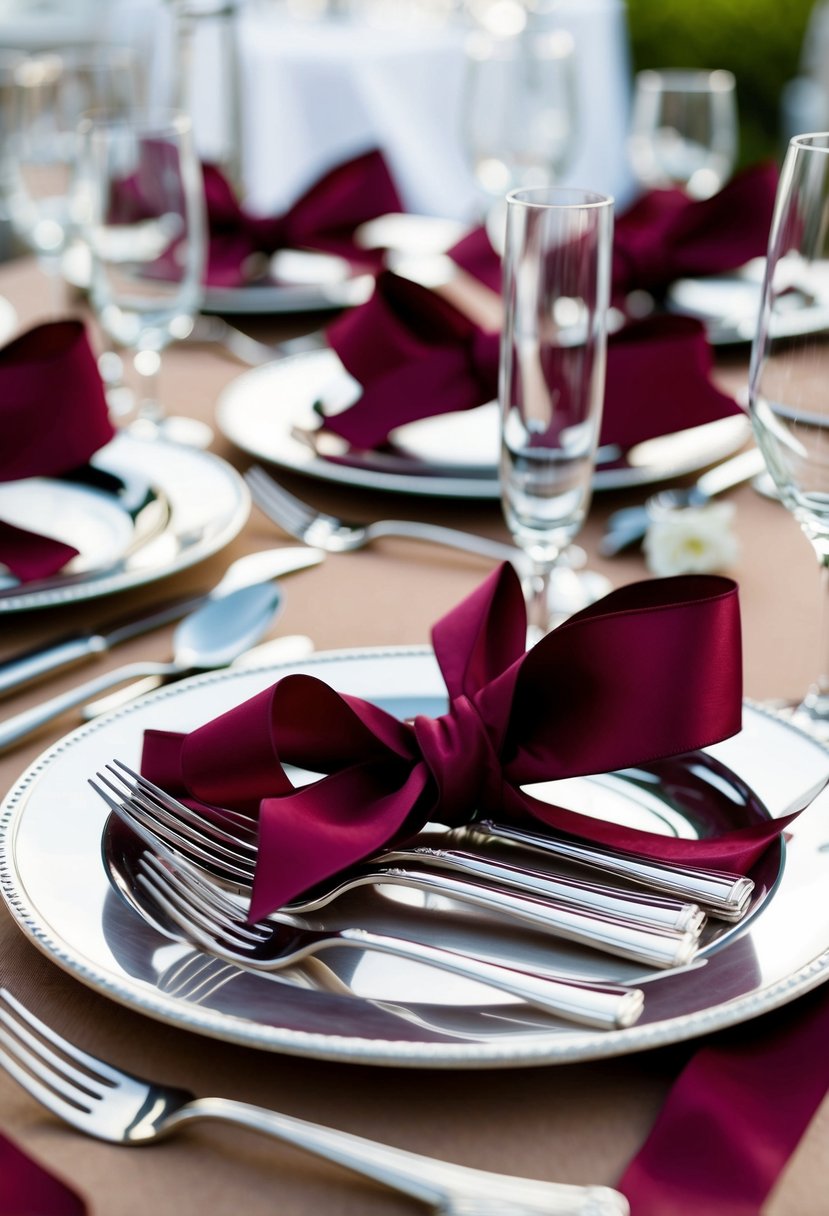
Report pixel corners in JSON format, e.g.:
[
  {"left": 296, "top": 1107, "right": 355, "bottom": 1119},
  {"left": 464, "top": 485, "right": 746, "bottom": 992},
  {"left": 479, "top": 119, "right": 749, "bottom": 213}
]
[{"left": 0, "top": 581, "right": 282, "bottom": 753}]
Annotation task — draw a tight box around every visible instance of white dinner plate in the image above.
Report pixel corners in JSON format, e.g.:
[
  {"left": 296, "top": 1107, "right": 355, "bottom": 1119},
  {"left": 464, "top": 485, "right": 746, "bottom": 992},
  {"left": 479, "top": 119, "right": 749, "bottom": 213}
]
[
  {"left": 216, "top": 348, "right": 751, "bottom": 500},
  {"left": 0, "top": 478, "right": 135, "bottom": 582},
  {"left": 0, "top": 433, "right": 249, "bottom": 613},
  {"left": 61, "top": 242, "right": 375, "bottom": 316},
  {"left": 0, "top": 295, "right": 17, "bottom": 345},
  {"left": 2, "top": 646, "right": 828, "bottom": 1069},
  {"left": 667, "top": 257, "right": 829, "bottom": 345}
]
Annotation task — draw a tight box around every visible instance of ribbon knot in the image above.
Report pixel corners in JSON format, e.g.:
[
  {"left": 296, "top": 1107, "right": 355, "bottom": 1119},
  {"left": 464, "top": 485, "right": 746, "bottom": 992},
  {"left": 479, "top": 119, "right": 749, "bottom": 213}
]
[
  {"left": 413, "top": 694, "right": 502, "bottom": 826},
  {"left": 141, "top": 564, "right": 804, "bottom": 924}
]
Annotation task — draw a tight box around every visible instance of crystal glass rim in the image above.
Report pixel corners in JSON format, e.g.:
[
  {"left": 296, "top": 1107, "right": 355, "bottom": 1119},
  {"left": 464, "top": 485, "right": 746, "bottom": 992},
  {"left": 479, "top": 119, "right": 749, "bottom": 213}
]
[
  {"left": 635, "top": 68, "right": 735, "bottom": 93},
  {"left": 505, "top": 186, "right": 614, "bottom": 211},
  {"left": 77, "top": 109, "right": 193, "bottom": 139},
  {"left": 789, "top": 132, "right": 829, "bottom": 154}
]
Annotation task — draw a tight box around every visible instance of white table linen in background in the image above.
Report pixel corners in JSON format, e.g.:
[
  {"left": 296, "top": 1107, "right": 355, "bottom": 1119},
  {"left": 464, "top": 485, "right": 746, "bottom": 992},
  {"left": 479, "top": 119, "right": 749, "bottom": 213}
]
[{"left": 0, "top": 0, "right": 636, "bottom": 218}]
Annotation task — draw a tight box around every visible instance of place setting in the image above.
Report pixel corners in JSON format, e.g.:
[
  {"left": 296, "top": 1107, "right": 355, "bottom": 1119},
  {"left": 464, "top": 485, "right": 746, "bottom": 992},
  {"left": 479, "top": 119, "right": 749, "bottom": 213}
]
[{"left": 5, "top": 6, "right": 829, "bottom": 1216}]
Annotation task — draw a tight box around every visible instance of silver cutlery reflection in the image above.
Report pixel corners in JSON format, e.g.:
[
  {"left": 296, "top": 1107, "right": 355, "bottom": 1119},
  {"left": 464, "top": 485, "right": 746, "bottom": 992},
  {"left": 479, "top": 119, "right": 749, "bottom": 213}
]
[
  {"left": 101, "top": 761, "right": 704, "bottom": 933},
  {"left": 474, "top": 822, "right": 753, "bottom": 921},
  {"left": 600, "top": 447, "right": 766, "bottom": 557},
  {"left": 244, "top": 465, "right": 524, "bottom": 567},
  {"left": 0, "top": 989, "right": 629, "bottom": 1214},
  {"left": 0, "top": 582, "right": 282, "bottom": 754},
  {"left": 94, "top": 762, "right": 703, "bottom": 970},
  {"left": 0, "top": 544, "right": 323, "bottom": 699},
  {"left": 134, "top": 849, "right": 646, "bottom": 1028}
]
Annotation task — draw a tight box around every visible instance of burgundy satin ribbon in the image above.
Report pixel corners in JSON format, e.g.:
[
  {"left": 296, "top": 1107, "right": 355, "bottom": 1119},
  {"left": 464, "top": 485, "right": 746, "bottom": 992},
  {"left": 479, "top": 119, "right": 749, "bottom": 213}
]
[
  {"left": 202, "top": 148, "right": 403, "bottom": 288},
  {"left": 620, "top": 981, "right": 829, "bottom": 1214},
  {"left": 321, "top": 270, "right": 739, "bottom": 452},
  {"left": 0, "top": 1133, "right": 86, "bottom": 1216},
  {"left": 612, "top": 161, "right": 779, "bottom": 298},
  {"left": 140, "top": 563, "right": 802, "bottom": 923},
  {"left": 0, "top": 321, "right": 115, "bottom": 582}
]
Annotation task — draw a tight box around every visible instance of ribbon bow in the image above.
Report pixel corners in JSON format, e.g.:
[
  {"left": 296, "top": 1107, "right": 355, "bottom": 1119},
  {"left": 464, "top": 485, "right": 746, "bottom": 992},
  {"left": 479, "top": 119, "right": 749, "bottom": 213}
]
[
  {"left": 203, "top": 148, "right": 404, "bottom": 288},
  {"left": 141, "top": 565, "right": 796, "bottom": 923},
  {"left": 612, "top": 161, "right": 779, "bottom": 297},
  {"left": 321, "top": 266, "right": 739, "bottom": 453},
  {"left": 0, "top": 321, "right": 115, "bottom": 582}
]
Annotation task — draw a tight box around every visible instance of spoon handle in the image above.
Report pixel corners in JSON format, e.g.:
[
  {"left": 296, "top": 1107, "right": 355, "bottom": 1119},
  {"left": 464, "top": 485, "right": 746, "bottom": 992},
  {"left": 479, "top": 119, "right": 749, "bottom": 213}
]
[{"left": 0, "top": 661, "right": 176, "bottom": 753}]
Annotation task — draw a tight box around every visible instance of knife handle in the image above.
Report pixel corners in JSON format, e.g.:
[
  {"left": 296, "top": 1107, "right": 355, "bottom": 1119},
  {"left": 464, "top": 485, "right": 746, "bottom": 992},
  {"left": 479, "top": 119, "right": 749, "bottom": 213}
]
[
  {"left": 0, "top": 660, "right": 174, "bottom": 754},
  {"left": 0, "top": 635, "right": 103, "bottom": 699}
]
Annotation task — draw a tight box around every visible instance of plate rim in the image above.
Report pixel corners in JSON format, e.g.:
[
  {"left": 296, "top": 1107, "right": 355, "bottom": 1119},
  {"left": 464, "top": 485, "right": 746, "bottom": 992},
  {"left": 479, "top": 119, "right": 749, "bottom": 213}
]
[
  {"left": 215, "top": 348, "right": 751, "bottom": 500},
  {"left": 0, "top": 434, "right": 250, "bottom": 614},
  {"left": 2, "top": 645, "right": 829, "bottom": 1069}
]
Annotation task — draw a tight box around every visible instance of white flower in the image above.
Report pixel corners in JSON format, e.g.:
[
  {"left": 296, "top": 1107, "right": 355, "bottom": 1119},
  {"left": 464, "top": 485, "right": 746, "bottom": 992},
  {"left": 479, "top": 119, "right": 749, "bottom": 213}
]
[{"left": 643, "top": 502, "right": 739, "bottom": 577}]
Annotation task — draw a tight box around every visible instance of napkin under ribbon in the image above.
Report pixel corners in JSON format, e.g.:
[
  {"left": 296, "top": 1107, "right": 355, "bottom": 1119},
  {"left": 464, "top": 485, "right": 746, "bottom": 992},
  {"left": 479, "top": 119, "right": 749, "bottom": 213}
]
[
  {"left": 202, "top": 148, "right": 403, "bottom": 288},
  {"left": 612, "top": 161, "right": 779, "bottom": 297},
  {"left": 318, "top": 268, "right": 740, "bottom": 454},
  {"left": 141, "top": 564, "right": 803, "bottom": 923},
  {"left": 0, "top": 321, "right": 115, "bottom": 583}
]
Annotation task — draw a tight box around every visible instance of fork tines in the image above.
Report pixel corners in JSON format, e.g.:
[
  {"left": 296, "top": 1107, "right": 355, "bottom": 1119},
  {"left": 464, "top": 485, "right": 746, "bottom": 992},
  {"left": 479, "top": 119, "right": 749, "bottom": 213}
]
[
  {"left": 244, "top": 466, "right": 318, "bottom": 539},
  {"left": 89, "top": 761, "right": 256, "bottom": 887}
]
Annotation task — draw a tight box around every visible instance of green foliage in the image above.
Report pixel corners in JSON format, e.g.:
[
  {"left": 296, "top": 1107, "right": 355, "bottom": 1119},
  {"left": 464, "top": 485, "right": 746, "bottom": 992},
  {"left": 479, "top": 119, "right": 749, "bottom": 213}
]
[{"left": 626, "top": 0, "right": 818, "bottom": 165}]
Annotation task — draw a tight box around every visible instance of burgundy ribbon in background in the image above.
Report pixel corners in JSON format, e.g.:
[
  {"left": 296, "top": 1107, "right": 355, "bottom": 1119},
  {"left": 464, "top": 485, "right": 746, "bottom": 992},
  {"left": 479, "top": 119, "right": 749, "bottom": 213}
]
[
  {"left": 203, "top": 148, "right": 403, "bottom": 288},
  {"left": 0, "top": 1133, "right": 86, "bottom": 1216},
  {"left": 321, "top": 270, "right": 739, "bottom": 453},
  {"left": 140, "top": 562, "right": 803, "bottom": 924},
  {"left": 317, "top": 164, "right": 778, "bottom": 455},
  {"left": 0, "top": 321, "right": 115, "bottom": 583}
]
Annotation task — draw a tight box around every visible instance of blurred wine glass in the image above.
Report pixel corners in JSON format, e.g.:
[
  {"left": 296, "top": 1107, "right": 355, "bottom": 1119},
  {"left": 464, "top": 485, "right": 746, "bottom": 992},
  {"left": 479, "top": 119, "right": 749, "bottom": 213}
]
[
  {"left": 628, "top": 69, "right": 737, "bottom": 200},
  {"left": 76, "top": 108, "right": 212, "bottom": 448},
  {"left": 748, "top": 132, "right": 829, "bottom": 740},
  {"left": 500, "top": 186, "right": 614, "bottom": 642},
  {"left": 462, "top": 26, "right": 578, "bottom": 245},
  {"left": 3, "top": 47, "right": 138, "bottom": 313}
]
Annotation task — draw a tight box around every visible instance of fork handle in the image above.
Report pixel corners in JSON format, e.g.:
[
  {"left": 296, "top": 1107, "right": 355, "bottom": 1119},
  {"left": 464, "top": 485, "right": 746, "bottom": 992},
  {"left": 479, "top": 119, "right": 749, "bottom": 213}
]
[
  {"left": 363, "top": 520, "right": 526, "bottom": 568},
  {"left": 174, "top": 1097, "right": 629, "bottom": 1215},
  {"left": 337, "top": 930, "right": 644, "bottom": 1031}
]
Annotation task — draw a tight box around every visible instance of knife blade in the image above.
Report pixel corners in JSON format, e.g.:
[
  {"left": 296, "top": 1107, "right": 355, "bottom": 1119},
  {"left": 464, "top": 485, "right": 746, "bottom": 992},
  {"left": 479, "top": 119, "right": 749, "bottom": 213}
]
[{"left": 0, "top": 546, "right": 324, "bottom": 699}]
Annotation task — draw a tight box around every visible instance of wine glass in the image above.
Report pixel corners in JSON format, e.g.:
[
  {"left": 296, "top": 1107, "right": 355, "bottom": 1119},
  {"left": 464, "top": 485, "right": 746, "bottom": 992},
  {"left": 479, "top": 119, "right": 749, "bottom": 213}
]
[
  {"left": 3, "top": 47, "right": 138, "bottom": 314},
  {"left": 748, "top": 131, "right": 829, "bottom": 740},
  {"left": 628, "top": 69, "right": 737, "bottom": 200},
  {"left": 76, "top": 109, "right": 212, "bottom": 448},
  {"left": 500, "top": 186, "right": 614, "bottom": 642},
  {"left": 462, "top": 26, "right": 578, "bottom": 244}
]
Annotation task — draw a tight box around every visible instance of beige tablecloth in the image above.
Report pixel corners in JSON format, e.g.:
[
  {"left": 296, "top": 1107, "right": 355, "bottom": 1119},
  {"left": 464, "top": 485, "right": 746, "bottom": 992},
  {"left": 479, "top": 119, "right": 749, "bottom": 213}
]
[{"left": 0, "top": 257, "right": 827, "bottom": 1214}]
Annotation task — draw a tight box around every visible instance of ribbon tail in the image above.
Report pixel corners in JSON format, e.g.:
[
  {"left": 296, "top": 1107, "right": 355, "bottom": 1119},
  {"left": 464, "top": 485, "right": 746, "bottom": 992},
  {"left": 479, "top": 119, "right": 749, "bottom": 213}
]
[{"left": 251, "top": 760, "right": 430, "bottom": 920}]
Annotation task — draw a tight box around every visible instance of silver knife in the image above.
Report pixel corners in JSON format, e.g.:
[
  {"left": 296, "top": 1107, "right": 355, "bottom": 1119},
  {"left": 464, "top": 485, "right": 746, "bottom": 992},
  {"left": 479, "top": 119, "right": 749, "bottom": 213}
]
[{"left": 0, "top": 546, "right": 324, "bottom": 699}]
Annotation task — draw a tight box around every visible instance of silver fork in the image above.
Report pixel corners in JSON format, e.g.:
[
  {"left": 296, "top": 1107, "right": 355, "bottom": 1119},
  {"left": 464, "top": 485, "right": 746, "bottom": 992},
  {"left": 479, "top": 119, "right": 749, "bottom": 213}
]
[
  {"left": 244, "top": 464, "right": 524, "bottom": 566},
  {"left": 93, "top": 762, "right": 704, "bottom": 966},
  {"left": 134, "top": 850, "right": 649, "bottom": 1029},
  {"left": 0, "top": 989, "right": 629, "bottom": 1215}
]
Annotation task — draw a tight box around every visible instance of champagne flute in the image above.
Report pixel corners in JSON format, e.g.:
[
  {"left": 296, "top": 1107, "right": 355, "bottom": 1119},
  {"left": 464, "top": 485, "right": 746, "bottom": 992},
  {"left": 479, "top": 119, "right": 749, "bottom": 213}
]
[
  {"left": 628, "top": 69, "right": 737, "bottom": 200},
  {"left": 3, "top": 47, "right": 138, "bottom": 314},
  {"left": 500, "top": 186, "right": 613, "bottom": 643},
  {"left": 749, "top": 131, "right": 829, "bottom": 739},
  {"left": 76, "top": 108, "right": 212, "bottom": 448}
]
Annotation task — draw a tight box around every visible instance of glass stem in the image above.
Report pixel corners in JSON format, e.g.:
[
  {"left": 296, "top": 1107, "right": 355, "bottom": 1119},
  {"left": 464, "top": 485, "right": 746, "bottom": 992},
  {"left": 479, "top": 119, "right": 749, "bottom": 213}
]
[
  {"left": 524, "top": 559, "right": 555, "bottom": 646},
  {"left": 814, "top": 552, "right": 829, "bottom": 701},
  {"left": 133, "top": 348, "right": 164, "bottom": 423}
]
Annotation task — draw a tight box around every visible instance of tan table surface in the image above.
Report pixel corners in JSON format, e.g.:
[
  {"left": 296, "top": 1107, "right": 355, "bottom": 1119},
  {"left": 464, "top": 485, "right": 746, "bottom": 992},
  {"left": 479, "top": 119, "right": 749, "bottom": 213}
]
[{"left": 0, "top": 257, "right": 827, "bottom": 1214}]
